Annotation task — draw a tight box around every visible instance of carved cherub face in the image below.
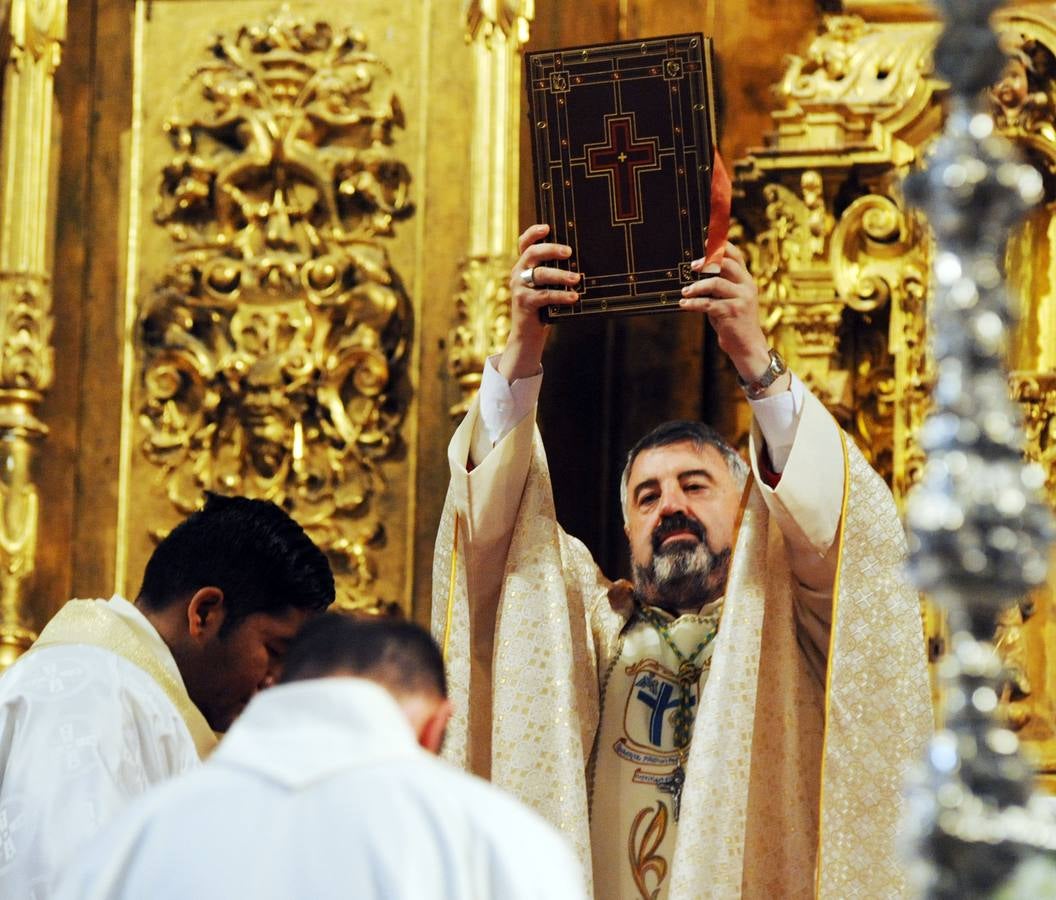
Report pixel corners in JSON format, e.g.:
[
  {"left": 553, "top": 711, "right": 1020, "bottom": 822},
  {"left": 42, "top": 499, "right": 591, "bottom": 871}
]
[{"left": 993, "top": 56, "right": 1029, "bottom": 110}]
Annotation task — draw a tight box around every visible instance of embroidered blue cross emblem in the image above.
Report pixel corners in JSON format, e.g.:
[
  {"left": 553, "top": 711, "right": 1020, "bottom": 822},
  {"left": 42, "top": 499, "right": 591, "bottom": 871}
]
[{"left": 635, "top": 675, "right": 693, "bottom": 746}]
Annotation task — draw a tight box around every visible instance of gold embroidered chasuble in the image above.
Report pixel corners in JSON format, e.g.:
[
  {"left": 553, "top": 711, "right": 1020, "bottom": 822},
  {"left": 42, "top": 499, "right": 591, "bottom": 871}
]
[
  {"left": 432, "top": 387, "right": 932, "bottom": 899},
  {"left": 29, "top": 597, "right": 218, "bottom": 758}
]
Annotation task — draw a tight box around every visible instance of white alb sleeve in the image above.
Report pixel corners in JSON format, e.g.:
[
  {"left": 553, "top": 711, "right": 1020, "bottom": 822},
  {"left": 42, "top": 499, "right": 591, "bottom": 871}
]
[
  {"left": 747, "top": 372, "right": 806, "bottom": 474},
  {"left": 470, "top": 355, "right": 543, "bottom": 467}
]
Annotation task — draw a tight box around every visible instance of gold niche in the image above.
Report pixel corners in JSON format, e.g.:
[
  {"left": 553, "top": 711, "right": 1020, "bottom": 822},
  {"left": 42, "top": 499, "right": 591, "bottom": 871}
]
[{"left": 137, "top": 7, "right": 414, "bottom": 612}]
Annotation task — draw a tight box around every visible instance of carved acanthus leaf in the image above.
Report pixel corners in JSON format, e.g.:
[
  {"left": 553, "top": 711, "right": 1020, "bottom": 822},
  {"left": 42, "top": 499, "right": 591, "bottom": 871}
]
[
  {"left": 139, "top": 7, "right": 414, "bottom": 611},
  {"left": 447, "top": 256, "right": 511, "bottom": 417},
  {"left": 0, "top": 273, "right": 53, "bottom": 398}
]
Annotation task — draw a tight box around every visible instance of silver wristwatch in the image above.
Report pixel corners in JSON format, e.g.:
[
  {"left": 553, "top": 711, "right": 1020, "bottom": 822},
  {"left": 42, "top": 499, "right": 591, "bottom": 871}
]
[{"left": 737, "top": 348, "right": 787, "bottom": 400}]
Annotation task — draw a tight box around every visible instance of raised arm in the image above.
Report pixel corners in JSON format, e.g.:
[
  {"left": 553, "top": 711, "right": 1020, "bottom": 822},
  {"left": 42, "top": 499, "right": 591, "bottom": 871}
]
[
  {"left": 680, "top": 241, "right": 845, "bottom": 668},
  {"left": 442, "top": 225, "right": 582, "bottom": 650}
]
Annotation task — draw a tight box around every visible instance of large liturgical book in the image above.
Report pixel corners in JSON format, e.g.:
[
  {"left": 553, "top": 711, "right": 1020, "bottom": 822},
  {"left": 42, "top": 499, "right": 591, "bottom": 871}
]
[{"left": 525, "top": 34, "right": 718, "bottom": 320}]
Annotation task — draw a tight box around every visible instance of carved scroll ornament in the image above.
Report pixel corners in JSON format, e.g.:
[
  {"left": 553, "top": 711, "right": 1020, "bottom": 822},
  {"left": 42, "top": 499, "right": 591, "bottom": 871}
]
[{"left": 139, "top": 7, "right": 413, "bottom": 609}]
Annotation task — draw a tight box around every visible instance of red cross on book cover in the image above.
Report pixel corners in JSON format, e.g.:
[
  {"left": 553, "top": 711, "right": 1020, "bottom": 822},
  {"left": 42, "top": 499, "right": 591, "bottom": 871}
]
[{"left": 525, "top": 34, "right": 728, "bottom": 320}]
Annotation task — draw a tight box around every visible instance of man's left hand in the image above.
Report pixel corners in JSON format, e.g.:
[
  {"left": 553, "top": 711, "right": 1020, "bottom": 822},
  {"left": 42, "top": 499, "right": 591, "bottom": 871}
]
[{"left": 679, "top": 242, "right": 786, "bottom": 395}]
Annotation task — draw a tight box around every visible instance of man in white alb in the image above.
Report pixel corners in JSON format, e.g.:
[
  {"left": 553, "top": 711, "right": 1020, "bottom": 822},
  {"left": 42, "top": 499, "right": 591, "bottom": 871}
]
[
  {"left": 55, "top": 613, "right": 586, "bottom": 900},
  {"left": 0, "top": 494, "right": 333, "bottom": 899},
  {"left": 432, "top": 225, "right": 932, "bottom": 898}
]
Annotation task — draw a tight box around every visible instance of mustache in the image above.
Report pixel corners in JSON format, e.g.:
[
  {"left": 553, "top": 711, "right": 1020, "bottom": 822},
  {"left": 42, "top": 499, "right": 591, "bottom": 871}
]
[{"left": 651, "top": 512, "right": 706, "bottom": 554}]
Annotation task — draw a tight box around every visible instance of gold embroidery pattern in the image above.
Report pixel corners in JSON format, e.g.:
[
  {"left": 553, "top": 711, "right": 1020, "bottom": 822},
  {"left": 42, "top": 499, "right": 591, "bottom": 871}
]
[
  {"left": 815, "top": 437, "right": 932, "bottom": 898},
  {"left": 629, "top": 801, "right": 669, "bottom": 900},
  {"left": 31, "top": 600, "right": 217, "bottom": 758}
]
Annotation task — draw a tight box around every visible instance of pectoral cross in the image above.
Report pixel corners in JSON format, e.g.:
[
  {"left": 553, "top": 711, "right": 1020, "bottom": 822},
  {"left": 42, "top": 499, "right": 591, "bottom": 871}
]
[{"left": 654, "top": 765, "right": 686, "bottom": 821}]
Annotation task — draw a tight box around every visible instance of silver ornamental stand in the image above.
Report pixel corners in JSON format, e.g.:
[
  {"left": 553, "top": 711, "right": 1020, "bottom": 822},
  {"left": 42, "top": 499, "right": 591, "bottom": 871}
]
[{"left": 903, "top": 0, "right": 1056, "bottom": 896}]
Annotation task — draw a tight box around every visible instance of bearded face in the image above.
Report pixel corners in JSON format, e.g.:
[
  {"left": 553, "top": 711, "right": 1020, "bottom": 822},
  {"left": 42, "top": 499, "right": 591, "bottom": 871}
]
[
  {"left": 623, "top": 440, "right": 741, "bottom": 616},
  {"left": 632, "top": 511, "right": 731, "bottom": 614}
]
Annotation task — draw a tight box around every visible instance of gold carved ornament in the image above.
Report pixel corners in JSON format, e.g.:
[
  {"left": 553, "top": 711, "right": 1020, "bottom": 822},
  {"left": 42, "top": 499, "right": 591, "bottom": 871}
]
[
  {"left": 446, "top": 2, "right": 532, "bottom": 417},
  {"left": 988, "top": 9, "right": 1056, "bottom": 753},
  {"left": 138, "top": 8, "right": 413, "bottom": 611},
  {"left": 0, "top": 0, "right": 66, "bottom": 668},
  {"left": 736, "top": 14, "right": 941, "bottom": 493}
]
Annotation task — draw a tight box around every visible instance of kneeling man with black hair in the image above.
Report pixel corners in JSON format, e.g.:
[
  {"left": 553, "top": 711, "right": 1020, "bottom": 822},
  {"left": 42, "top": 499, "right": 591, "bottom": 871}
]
[{"left": 0, "top": 494, "right": 334, "bottom": 898}]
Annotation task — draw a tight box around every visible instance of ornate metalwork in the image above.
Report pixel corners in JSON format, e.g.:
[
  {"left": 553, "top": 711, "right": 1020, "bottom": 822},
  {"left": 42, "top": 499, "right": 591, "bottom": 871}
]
[
  {"left": 446, "top": 2, "right": 532, "bottom": 417},
  {"left": 138, "top": 7, "right": 413, "bottom": 610},
  {"left": 902, "top": 0, "right": 1056, "bottom": 894},
  {"left": 0, "top": 0, "right": 66, "bottom": 669}
]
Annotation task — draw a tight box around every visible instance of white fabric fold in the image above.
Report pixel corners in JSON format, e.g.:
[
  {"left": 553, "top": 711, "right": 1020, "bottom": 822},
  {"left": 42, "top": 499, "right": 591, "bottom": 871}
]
[{"left": 54, "top": 678, "right": 587, "bottom": 900}]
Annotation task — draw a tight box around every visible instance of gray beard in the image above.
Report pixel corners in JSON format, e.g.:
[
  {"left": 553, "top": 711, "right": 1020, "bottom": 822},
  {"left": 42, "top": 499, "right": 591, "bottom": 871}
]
[{"left": 633, "top": 542, "right": 731, "bottom": 615}]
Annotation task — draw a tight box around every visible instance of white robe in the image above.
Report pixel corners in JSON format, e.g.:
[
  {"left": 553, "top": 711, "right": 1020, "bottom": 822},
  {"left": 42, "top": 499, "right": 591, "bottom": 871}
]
[
  {"left": 54, "top": 678, "right": 587, "bottom": 900},
  {"left": 0, "top": 597, "right": 204, "bottom": 900}
]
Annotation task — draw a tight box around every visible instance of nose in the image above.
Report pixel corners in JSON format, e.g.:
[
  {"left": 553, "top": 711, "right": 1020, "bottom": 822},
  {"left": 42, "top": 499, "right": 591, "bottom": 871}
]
[{"left": 658, "top": 485, "right": 688, "bottom": 517}]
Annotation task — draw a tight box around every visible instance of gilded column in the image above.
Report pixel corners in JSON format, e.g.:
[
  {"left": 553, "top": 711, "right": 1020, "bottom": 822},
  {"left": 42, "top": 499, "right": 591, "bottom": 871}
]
[
  {"left": 0, "top": 0, "right": 66, "bottom": 670},
  {"left": 990, "top": 11, "right": 1056, "bottom": 513},
  {"left": 447, "top": 1, "right": 534, "bottom": 416}
]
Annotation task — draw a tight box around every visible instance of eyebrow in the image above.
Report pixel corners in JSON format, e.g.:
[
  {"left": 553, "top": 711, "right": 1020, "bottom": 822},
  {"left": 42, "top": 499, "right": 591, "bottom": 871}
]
[{"left": 631, "top": 469, "right": 715, "bottom": 504}]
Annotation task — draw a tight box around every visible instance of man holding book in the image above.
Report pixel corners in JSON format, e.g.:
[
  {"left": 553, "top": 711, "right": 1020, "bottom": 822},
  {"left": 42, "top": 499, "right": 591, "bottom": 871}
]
[{"left": 433, "top": 224, "right": 932, "bottom": 899}]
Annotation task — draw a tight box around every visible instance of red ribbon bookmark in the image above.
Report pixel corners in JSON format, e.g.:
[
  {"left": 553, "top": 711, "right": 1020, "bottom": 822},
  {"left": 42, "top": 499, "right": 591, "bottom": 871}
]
[{"left": 703, "top": 150, "right": 731, "bottom": 267}]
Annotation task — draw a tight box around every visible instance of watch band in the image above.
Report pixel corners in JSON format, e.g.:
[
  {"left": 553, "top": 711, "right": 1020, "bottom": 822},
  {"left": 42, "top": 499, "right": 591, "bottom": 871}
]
[{"left": 737, "top": 348, "right": 787, "bottom": 400}]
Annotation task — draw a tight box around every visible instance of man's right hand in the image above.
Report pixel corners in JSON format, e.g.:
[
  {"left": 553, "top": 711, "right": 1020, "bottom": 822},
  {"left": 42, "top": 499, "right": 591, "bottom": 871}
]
[{"left": 497, "top": 224, "right": 581, "bottom": 383}]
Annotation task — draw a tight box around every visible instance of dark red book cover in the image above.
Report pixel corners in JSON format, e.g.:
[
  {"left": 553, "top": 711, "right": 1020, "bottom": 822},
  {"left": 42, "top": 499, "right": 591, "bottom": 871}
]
[{"left": 525, "top": 34, "right": 719, "bottom": 320}]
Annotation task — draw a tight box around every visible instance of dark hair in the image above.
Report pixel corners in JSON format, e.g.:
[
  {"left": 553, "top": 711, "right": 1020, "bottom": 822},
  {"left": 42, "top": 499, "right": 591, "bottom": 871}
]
[
  {"left": 620, "top": 420, "right": 748, "bottom": 521},
  {"left": 136, "top": 493, "right": 334, "bottom": 633},
  {"left": 279, "top": 612, "right": 447, "bottom": 699}
]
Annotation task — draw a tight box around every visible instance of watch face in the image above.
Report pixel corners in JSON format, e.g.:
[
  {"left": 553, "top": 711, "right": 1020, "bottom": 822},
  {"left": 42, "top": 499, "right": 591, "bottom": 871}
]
[{"left": 738, "top": 349, "right": 785, "bottom": 398}]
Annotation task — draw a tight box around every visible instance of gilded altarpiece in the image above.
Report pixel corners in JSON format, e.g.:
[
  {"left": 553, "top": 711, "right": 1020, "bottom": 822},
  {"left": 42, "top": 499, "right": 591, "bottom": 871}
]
[
  {"left": 735, "top": 0, "right": 1056, "bottom": 789},
  {"left": 60, "top": 0, "right": 481, "bottom": 622},
  {"left": 21, "top": 0, "right": 1056, "bottom": 785}
]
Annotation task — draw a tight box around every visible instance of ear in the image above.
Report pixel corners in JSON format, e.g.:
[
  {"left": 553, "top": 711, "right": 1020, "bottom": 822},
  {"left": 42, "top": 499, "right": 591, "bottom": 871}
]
[
  {"left": 417, "top": 698, "right": 453, "bottom": 755},
  {"left": 185, "top": 587, "right": 226, "bottom": 643}
]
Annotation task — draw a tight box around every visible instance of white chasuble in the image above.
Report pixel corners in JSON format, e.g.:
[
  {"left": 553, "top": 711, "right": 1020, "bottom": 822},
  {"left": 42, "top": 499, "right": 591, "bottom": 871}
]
[
  {"left": 433, "top": 386, "right": 933, "bottom": 899},
  {"left": 0, "top": 596, "right": 212, "bottom": 899}
]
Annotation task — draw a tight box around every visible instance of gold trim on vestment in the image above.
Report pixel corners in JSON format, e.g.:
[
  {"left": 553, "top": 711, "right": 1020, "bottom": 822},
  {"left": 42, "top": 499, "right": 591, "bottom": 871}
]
[
  {"left": 443, "top": 512, "right": 460, "bottom": 662},
  {"left": 814, "top": 427, "right": 852, "bottom": 898},
  {"left": 28, "top": 600, "right": 218, "bottom": 758}
]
